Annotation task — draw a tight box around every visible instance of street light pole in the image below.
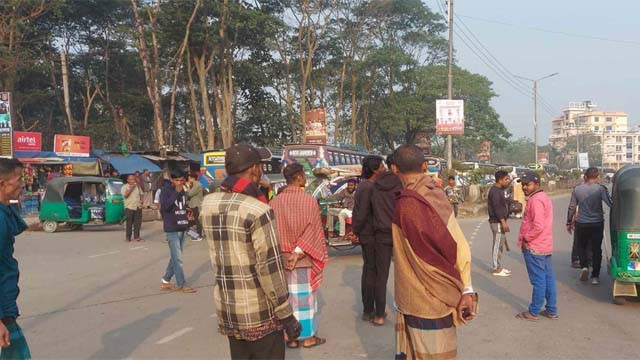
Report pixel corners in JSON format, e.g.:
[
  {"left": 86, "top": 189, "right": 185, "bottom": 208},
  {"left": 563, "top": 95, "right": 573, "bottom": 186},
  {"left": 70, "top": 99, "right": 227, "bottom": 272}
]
[
  {"left": 515, "top": 72, "right": 558, "bottom": 165},
  {"left": 446, "top": 0, "right": 454, "bottom": 170}
]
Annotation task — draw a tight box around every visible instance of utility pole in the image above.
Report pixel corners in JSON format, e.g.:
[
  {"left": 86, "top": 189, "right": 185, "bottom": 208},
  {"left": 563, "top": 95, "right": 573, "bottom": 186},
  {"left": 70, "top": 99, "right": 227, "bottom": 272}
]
[
  {"left": 446, "top": 0, "right": 454, "bottom": 170},
  {"left": 515, "top": 72, "right": 558, "bottom": 165}
]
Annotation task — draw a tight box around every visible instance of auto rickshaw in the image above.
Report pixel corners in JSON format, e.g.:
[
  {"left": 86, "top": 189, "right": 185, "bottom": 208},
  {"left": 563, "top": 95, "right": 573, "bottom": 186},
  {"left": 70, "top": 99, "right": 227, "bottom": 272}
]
[
  {"left": 39, "top": 176, "right": 126, "bottom": 233},
  {"left": 609, "top": 164, "right": 640, "bottom": 303}
]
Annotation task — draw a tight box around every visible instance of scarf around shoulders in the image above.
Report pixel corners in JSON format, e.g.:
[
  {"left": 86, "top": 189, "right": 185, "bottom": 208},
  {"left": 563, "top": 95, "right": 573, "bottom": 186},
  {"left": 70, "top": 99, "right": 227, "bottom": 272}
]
[{"left": 220, "top": 175, "right": 268, "bottom": 204}]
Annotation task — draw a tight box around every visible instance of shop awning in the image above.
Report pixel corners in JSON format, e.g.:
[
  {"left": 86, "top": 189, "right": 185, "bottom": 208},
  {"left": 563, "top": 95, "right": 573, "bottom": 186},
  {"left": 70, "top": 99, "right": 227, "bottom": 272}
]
[
  {"left": 180, "top": 152, "right": 201, "bottom": 163},
  {"left": 97, "top": 154, "right": 161, "bottom": 174},
  {"left": 15, "top": 151, "right": 98, "bottom": 163}
]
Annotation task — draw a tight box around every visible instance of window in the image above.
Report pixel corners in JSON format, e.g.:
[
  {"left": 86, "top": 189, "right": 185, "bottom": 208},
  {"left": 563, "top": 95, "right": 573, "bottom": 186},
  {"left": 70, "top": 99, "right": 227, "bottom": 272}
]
[
  {"left": 350, "top": 155, "right": 356, "bottom": 164},
  {"left": 616, "top": 136, "right": 622, "bottom": 142},
  {"left": 328, "top": 151, "right": 336, "bottom": 166},
  {"left": 606, "top": 126, "right": 613, "bottom": 132},
  {"left": 594, "top": 117, "right": 599, "bottom": 122},
  {"left": 627, "top": 143, "right": 633, "bottom": 149},
  {"left": 616, "top": 145, "right": 622, "bottom": 152},
  {"left": 606, "top": 117, "right": 613, "bottom": 122},
  {"left": 616, "top": 155, "right": 622, "bottom": 161},
  {"left": 594, "top": 126, "right": 600, "bottom": 131},
  {"left": 627, "top": 153, "right": 633, "bottom": 160},
  {"left": 339, "top": 153, "right": 346, "bottom": 165}
]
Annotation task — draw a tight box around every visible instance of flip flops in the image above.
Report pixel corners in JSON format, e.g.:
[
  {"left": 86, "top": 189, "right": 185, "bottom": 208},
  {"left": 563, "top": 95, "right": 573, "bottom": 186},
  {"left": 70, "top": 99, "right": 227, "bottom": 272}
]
[
  {"left": 540, "top": 310, "right": 559, "bottom": 319},
  {"left": 515, "top": 311, "right": 539, "bottom": 321},
  {"left": 302, "top": 336, "right": 327, "bottom": 348}
]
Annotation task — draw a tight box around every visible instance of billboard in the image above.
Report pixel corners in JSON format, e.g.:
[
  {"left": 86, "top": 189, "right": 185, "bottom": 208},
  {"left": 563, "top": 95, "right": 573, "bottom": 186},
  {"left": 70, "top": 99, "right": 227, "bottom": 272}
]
[
  {"left": 436, "top": 99, "right": 464, "bottom": 135},
  {"left": 0, "top": 92, "right": 12, "bottom": 158},
  {"left": 578, "top": 152, "right": 589, "bottom": 169},
  {"left": 304, "top": 108, "right": 327, "bottom": 144},
  {"left": 54, "top": 134, "right": 91, "bottom": 157},
  {"left": 538, "top": 152, "right": 549, "bottom": 165},
  {"left": 477, "top": 141, "right": 491, "bottom": 162},
  {"left": 13, "top": 131, "right": 42, "bottom": 152}
]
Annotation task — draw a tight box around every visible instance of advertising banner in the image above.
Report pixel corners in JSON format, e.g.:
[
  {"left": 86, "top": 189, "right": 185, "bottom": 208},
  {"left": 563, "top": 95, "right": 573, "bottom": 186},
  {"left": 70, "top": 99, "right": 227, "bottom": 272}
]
[
  {"left": 476, "top": 141, "right": 491, "bottom": 162},
  {"left": 538, "top": 152, "right": 549, "bottom": 165},
  {"left": 54, "top": 134, "right": 91, "bottom": 157},
  {"left": 579, "top": 152, "right": 589, "bottom": 169},
  {"left": 436, "top": 99, "right": 464, "bottom": 135},
  {"left": 13, "top": 131, "right": 42, "bottom": 152},
  {"left": 0, "top": 92, "right": 12, "bottom": 158},
  {"left": 304, "top": 108, "right": 327, "bottom": 144}
]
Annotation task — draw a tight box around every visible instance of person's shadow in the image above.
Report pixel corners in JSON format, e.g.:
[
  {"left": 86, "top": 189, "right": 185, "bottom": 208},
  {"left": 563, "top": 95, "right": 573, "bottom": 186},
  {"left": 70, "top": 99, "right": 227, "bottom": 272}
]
[{"left": 89, "top": 307, "right": 178, "bottom": 359}]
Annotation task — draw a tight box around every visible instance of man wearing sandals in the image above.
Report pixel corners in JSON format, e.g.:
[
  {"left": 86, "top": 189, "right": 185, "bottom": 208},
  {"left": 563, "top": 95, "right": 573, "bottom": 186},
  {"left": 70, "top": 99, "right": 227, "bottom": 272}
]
[
  {"left": 516, "top": 171, "right": 558, "bottom": 321},
  {"left": 391, "top": 145, "right": 476, "bottom": 360},
  {"left": 271, "top": 163, "right": 328, "bottom": 349}
]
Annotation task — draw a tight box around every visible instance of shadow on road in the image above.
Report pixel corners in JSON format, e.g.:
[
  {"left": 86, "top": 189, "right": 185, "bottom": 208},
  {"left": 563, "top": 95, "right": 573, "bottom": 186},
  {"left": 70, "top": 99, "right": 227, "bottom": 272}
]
[
  {"left": 89, "top": 307, "right": 178, "bottom": 359},
  {"left": 471, "top": 255, "right": 529, "bottom": 312}
]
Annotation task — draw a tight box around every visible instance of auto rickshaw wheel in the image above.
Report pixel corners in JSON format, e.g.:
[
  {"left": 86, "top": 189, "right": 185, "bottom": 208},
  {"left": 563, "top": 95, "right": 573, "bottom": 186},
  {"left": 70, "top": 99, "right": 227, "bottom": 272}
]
[
  {"left": 613, "top": 296, "right": 627, "bottom": 305},
  {"left": 42, "top": 221, "right": 58, "bottom": 233}
]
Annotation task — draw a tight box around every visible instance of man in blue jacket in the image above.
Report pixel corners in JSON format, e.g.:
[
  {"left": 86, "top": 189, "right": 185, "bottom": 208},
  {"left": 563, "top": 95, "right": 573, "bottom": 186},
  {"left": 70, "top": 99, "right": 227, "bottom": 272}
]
[
  {"left": 160, "top": 170, "right": 196, "bottom": 293},
  {"left": 0, "top": 159, "right": 31, "bottom": 359}
]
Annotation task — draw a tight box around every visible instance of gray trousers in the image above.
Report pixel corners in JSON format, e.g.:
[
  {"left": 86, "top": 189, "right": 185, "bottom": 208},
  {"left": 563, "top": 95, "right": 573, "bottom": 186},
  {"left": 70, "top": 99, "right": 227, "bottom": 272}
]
[{"left": 490, "top": 222, "right": 507, "bottom": 271}]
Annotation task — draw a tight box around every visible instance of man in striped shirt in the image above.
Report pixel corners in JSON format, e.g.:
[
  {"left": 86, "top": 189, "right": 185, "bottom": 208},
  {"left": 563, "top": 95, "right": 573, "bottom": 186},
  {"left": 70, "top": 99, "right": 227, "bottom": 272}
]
[{"left": 271, "top": 163, "right": 328, "bottom": 349}]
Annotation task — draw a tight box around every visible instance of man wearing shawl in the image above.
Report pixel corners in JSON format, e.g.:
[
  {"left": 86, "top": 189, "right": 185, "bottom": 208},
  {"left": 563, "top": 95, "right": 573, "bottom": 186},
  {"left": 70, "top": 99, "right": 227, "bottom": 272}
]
[
  {"left": 271, "top": 163, "right": 328, "bottom": 349},
  {"left": 200, "top": 145, "right": 301, "bottom": 360},
  {"left": 391, "top": 145, "right": 476, "bottom": 360}
]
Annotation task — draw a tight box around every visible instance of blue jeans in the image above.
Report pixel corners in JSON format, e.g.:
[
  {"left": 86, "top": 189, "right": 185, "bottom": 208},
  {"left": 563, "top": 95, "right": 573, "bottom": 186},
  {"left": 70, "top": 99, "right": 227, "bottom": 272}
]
[
  {"left": 163, "top": 232, "right": 186, "bottom": 287},
  {"left": 523, "top": 249, "right": 558, "bottom": 316}
]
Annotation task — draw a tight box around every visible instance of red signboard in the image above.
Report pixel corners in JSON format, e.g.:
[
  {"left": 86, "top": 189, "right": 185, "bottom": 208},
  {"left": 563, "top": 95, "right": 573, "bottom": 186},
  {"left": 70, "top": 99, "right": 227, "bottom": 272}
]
[
  {"left": 54, "top": 134, "right": 91, "bottom": 157},
  {"left": 304, "top": 108, "right": 327, "bottom": 144},
  {"left": 13, "top": 131, "right": 42, "bottom": 152}
]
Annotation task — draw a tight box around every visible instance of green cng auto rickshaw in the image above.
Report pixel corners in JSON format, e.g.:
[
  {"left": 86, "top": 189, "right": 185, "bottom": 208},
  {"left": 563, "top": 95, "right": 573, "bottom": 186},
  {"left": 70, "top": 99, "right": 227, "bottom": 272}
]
[
  {"left": 609, "top": 164, "right": 640, "bottom": 303},
  {"left": 39, "top": 176, "right": 126, "bottom": 233}
]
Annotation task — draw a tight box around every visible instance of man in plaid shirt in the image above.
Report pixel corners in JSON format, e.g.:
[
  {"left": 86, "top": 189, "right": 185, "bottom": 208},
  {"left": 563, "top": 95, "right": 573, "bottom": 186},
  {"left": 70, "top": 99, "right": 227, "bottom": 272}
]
[{"left": 201, "top": 145, "right": 301, "bottom": 359}]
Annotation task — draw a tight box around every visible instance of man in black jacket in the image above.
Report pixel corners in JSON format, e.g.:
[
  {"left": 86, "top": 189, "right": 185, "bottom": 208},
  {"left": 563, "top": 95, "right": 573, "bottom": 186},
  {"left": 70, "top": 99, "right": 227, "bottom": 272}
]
[
  {"left": 352, "top": 155, "right": 385, "bottom": 322},
  {"left": 369, "top": 154, "right": 403, "bottom": 326},
  {"left": 160, "top": 170, "right": 197, "bottom": 293},
  {"left": 488, "top": 170, "right": 512, "bottom": 277}
]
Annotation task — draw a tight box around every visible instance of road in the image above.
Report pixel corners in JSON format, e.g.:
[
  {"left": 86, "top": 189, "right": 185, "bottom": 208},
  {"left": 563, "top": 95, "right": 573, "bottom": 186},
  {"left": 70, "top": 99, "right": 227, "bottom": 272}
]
[{"left": 13, "top": 193, "right": 640, "bottom": 359}]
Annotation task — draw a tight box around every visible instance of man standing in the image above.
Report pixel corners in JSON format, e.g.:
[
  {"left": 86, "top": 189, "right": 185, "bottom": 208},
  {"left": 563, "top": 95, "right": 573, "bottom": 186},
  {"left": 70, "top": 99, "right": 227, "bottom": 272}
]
[
  {"left": 516, "top": 171, "right": 558, "bottom": 321},
  {"left": 159, "top": 170, "right": 196, "bottom": 293},
  {"left": 352, "top": 155, "right": 386, "bottom": 322},
  {"left": 326, "top": 179, "right": 356, "bottom": 238},
  {"left": 186, "top": 173, "right": 204, "bottom": 241},
  {"left": 121, "top": 175, "right": 143, "bottom": 242},
  {"left": 271, "top": 163, "right": 328, "bottom": 349},
  {"left": 141, "top": 169, "right": 154, "bottom": 209},
  {"left": 200, "top": 144, "right": 301, "bottom": 359},
  {"left": 566, "top": 167, "right": 612, "bottom": 284},
  {"left": 444, "top": 175, "right": 463, "bottom": 218},
  {"left": 0, "top": 159, "right": 31, "bottom": 360},
  {"left": 391, "top": 145, "right": 475, "bottom": 360},
  {"left": 487, "top": 170, "right": 512, "bottom": 277},
  {"left": 369, "top": 154, "right": 402, "bottom": 326}
]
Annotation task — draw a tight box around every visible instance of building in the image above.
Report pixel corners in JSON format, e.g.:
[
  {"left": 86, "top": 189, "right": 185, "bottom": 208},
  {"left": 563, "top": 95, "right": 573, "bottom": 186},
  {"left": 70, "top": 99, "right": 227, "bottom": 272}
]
[{"left": 549, "top": 101, "right": 640, "bottom": 169}]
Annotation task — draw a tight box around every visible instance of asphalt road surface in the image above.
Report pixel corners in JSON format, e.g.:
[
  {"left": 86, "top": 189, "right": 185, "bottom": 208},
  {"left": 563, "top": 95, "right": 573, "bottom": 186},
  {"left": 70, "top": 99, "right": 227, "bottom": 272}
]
[{"left": 14, "top": 193, "right": 640, "bottom": 359}]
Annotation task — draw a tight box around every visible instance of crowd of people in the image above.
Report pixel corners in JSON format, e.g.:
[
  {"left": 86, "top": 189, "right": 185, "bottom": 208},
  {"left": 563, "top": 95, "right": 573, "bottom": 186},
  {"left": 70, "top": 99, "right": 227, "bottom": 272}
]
[{"left": 0, "top": 149, "right": 616, "bottom": 359}]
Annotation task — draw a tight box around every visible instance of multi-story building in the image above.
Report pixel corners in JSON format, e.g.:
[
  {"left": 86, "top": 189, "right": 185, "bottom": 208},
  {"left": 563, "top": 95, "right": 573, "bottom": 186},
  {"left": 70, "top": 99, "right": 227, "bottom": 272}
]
[{"left": 549, "top": 101, "right": 640, "bottom": 169}]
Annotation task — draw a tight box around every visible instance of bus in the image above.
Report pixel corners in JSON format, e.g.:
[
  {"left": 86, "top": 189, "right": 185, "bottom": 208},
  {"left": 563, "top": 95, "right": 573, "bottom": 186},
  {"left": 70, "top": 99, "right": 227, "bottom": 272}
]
[
  {"left": 282, "top": 144, "right": 369, "bottom": 176},
  {"left": 425, "top": 156, "right": 447, "bottom": 178},
  {"left": 200, "top": 149, "right": 283, "bottom": 192}
]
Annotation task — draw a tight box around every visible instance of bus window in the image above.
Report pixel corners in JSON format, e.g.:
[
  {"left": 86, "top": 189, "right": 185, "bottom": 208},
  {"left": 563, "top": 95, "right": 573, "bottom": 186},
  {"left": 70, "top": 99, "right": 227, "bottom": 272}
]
[
  {"left": 340, "top": 153, "right": 346, "bottom": 165},
  {"left": 328, "top": 151, "right": 336, "bottom": 166},
  {"left": 350, "top": 155, "right": 356, "bottom": 164}
]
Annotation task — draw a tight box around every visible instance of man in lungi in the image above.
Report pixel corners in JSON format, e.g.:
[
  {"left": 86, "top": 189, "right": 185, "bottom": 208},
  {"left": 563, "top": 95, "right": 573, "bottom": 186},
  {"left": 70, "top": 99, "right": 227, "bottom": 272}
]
[
  {"left": 271, "top": 163, "right": 328, "bottom": 349},
  {"left": 391, "top": 145, "right": 476, "bottom": 360}
]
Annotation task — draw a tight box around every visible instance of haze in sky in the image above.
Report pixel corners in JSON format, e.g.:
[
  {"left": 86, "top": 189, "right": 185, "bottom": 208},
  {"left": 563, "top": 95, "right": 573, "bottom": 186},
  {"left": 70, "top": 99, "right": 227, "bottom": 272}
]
[{"left": 423, "top": 0, "right": 640, "bottom": 144}]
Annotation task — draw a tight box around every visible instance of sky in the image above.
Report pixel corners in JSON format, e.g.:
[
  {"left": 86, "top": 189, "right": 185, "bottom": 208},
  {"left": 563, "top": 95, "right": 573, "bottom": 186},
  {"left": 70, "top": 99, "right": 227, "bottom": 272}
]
[{"left": 423, "top": 0, "right": 640, "bottom": 144}]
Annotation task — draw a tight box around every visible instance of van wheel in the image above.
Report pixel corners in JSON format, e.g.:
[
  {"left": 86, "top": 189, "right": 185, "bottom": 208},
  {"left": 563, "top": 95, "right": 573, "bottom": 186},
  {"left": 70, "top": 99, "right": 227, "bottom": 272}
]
[{"left": 42, "top": 221, "right": 58, "bottom": 233}]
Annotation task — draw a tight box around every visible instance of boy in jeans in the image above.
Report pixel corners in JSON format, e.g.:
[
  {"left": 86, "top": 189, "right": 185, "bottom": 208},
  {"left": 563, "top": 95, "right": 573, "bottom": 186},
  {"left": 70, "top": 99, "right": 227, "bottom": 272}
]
[
  {"left": 516, "top": 171, "right": 558, "bottom": 321},
  {"left": 160, "top": 170, "right": 196, "bottom": 293}
]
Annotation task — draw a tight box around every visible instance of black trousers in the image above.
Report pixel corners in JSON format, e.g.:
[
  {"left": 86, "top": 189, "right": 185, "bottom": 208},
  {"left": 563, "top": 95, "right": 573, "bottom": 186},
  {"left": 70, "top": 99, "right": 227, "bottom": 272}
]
[
  {"left": 571, "top": 230, "right": 592, "bottom": 265},
  {"left": 228, "top": 330, "right": 284, "bottom": 360},
  {"left": 125, "top": 208, "right": 142, "bottom": 240},
  {"left": 361, "top": 236, "right": 393, "bottom": 317},
  {"left": 576, "top": 222, "right": 604, "bottom": 278},
  {"left": 191, "top": 206, "right": 202, "bottom": 236}
]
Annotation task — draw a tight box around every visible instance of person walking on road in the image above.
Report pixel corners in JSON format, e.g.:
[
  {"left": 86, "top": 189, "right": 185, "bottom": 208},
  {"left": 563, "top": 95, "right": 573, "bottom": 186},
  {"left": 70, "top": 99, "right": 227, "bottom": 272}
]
[
  {"left": 516, "top": 171, "right": 558, "bottom": 321},
  {"left": 368, "top": 154, "right": 403, "bottom": 326},
  {"left": 159, "top": 170, "right": 196, "bottom": 293},
  {"left": 566, "top": 167, "right": 612, "bottom": 285},
  {"left": 200, "top": 144, "right": 301, "bottom": 360},
  {"left": 271, "top": 163, "right": 328, "bottom": 349},
  {"left": 141, "top": 169, "right": 154, "bottom": 209},
  {"left": 186, "top": 173, "right": 204, "bottom": 241},
  {"left": 488, "top": 170, "right": 512, "bottom": 277},
  {"left": 121, "top": 175, "right": 143, "bottom": 242},
  {"left": 352, "top": 155, "right": 386, "bottom": 322},
  {"left": 0, "top": 159, "right": 31, "bottom": 360},
  {"left": 391, "top": 145, "right": 476, "bottom": 360}
]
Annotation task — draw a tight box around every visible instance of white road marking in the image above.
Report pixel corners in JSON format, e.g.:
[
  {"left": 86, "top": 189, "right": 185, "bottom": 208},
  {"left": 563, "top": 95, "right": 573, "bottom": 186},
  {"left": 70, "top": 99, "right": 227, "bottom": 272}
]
[
  {"left": 155, "top": 327, "right": 194, "bottom": 344},
  {"left": 210, "top": 313, "right": 217, "bottom": 318},
  {"left": 130, "top": 246, "right": 148, "bottom": 251},
  {"left": 88, "top": 250, "right": 120, "bottom": 258}
]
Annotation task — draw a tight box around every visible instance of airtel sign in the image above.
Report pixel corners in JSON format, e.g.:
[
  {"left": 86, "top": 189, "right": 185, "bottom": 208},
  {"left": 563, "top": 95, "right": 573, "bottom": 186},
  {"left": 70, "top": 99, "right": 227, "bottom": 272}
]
[{"left": 13, "top": 131, "right": 42, "bottom": 152}]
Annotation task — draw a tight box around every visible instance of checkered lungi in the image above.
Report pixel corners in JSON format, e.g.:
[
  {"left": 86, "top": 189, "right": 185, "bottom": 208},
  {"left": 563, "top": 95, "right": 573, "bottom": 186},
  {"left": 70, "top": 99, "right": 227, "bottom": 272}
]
[
  {"left": 1, "top": 321, "right": 31, "bottom": 360},
  {"left": 395, "top": 312, "right": 456, "bottom": 360},
  {"left": 286, "top": 267, "right": 318, "bottom": 340}
]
